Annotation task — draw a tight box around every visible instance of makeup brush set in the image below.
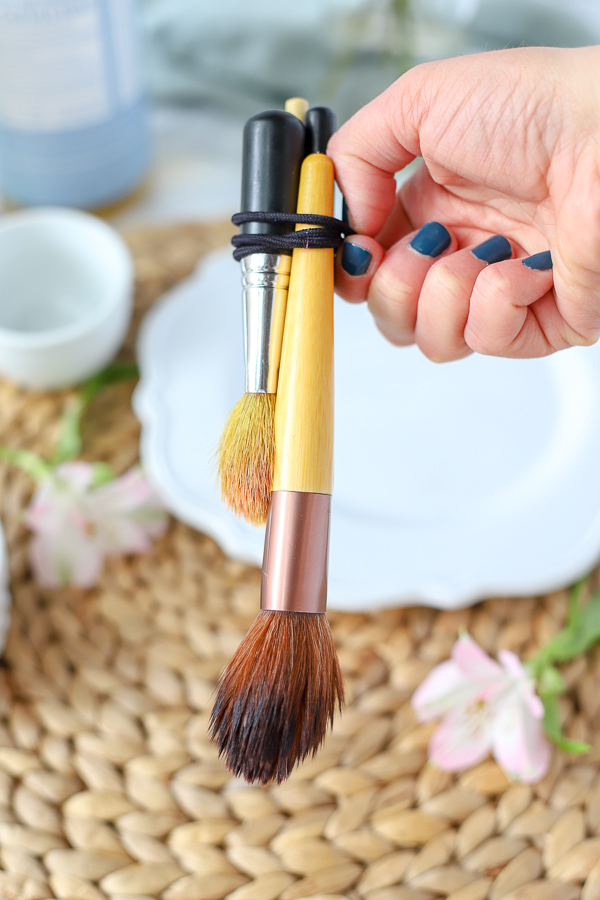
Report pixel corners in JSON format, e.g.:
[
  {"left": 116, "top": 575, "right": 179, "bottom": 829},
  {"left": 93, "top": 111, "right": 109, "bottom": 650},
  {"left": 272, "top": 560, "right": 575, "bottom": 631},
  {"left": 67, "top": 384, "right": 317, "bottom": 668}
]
[
  {"left": 135, "top": 94, "right": 600, "bottom": 785},
  {"left": 211, "top": 98, "right": 352, "bottom": 784}
]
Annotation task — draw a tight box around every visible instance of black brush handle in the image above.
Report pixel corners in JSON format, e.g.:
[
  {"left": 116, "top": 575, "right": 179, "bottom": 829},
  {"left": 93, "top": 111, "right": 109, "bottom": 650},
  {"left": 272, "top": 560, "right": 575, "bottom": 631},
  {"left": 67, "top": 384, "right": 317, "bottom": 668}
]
[
  {"left": 241, "top": 110, "right": 305, "bottom": 241},
  {"left": 304, "top": 107, "right": 336, "bottom": 156}
]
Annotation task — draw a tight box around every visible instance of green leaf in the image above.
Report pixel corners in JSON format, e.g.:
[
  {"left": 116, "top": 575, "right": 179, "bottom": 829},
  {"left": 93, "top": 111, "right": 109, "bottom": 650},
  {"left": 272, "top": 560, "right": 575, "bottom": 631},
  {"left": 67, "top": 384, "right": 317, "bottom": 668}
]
[
  {"left": 0, "top": 444, "right": 52, "bottom": 482},
  {"left": 543, "top": 590, "right": 600, "bottom": 663},
  {"left": 530, "top": 578, "right": 600, "bottom": 675},
  {"left": 53, "top": 395, "right": 86, "bottom": 463},
  {"left": 552, "top": 735, "right": 591, "bottom": 755},
  {"left": 537, "top": 664, "right": 565, "bottom": 697},
  {"left": 52, "top": 360, "right": 139, "bottom": 465},
  {"left": 541, "top": 690, "right": 590, "bottom": 755},
  {"left": 90, "top": 463, "right": 115, "bottom": 488}
]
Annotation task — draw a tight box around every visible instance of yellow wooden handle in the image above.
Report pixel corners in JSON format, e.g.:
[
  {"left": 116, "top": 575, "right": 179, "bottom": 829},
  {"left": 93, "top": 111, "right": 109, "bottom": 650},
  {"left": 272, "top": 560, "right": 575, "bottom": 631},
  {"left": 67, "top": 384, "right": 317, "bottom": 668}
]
[{"left": 273, "top": 153, "right": 335, "bottom": 495}]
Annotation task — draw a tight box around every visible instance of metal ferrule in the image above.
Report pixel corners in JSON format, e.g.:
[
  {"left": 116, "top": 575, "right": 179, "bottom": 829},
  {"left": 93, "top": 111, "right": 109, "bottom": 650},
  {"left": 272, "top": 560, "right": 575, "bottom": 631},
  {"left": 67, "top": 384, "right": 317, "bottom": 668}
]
[
  {"left": 261, "top": 490, "right": 331, "bottom": 613},
  {"left": 242, "top": 253, "right": 291, "bottom": 394}
]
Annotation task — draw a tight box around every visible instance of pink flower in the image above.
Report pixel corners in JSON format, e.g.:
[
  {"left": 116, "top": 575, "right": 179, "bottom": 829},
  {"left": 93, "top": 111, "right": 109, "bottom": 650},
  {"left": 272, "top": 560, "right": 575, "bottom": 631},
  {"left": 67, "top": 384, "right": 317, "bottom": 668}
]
[
  {"left": 24, "top": 462, "right": 168, "bottom": 588},
  {"left": 412, "top": 634, "right": 551, "bottom": 783}
]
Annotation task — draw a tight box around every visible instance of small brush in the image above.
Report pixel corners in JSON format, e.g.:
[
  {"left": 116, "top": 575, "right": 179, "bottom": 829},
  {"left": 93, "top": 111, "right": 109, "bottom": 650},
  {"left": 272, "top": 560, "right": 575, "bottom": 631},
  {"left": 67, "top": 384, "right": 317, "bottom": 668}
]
[
  {"left": 218, "top": 104, "right": 306, "bottom": 526},
  {"left": 211, "top": 109, "right": 344, "bottom": 784}
]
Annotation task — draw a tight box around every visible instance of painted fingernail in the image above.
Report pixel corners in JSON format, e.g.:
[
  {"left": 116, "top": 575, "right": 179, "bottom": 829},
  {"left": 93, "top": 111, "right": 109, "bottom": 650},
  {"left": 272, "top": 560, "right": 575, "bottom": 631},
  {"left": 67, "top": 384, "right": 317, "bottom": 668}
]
[
  {"left": 472, "top": 235, "right": 512, "bottom": 264},
  {"left": 410, "top": 221, "right": 451, "bottom": 258},
  {"left": 341, "top": 242, "right": 372, "bottom": 276},
  {"left": 522, "top": 250, "right": 552, "bottom": 270},
  {"left": 342, "top": 198, "right": 350, "bottom": 227}
]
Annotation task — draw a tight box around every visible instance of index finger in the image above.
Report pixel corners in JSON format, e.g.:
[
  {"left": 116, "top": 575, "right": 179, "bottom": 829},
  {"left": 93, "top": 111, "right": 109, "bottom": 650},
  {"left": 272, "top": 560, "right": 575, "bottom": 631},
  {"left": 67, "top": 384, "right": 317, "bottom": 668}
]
[{"left": 327, "top": 72, "right": 422, "bottom": 236}]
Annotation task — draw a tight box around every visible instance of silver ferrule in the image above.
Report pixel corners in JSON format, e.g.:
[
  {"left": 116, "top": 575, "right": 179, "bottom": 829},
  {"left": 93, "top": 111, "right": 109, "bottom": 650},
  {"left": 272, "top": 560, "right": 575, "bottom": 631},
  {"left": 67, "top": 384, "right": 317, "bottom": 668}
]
[{"left": 242, "top": 253, "right": 291, "bottom": 394}]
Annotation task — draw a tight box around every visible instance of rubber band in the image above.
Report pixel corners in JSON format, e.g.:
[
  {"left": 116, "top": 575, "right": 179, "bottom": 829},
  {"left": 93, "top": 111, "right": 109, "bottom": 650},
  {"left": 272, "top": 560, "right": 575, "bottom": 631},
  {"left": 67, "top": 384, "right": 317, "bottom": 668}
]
[{"left": 231, "top": 211, "right": 356, "bottom": 262}]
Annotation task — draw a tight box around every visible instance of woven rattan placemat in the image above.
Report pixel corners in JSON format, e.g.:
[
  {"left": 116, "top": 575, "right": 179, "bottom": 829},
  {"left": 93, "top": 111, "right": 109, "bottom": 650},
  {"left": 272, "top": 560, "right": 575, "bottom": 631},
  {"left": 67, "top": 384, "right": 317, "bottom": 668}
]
[{"left": 0, "top": 221, "right": 598, "bottom": 900}]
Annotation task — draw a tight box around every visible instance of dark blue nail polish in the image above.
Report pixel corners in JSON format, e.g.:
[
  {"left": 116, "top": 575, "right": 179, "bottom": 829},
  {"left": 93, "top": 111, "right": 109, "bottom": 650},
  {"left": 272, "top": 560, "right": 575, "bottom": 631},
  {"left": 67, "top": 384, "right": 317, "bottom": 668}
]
[
  {"left": 410, "top": 221, "right": 451, "bottom": 258},
  {"left": 472, "top": 235, "right": 512, "bottom": 264},
  {"left": 522, "top": 250, "right": 552, "bottom": 271},
  {"left": 342, "top": 198, "right": 350, "bottom": 227},
  {"left": 341, "top": 242, "right": 372, "bottom": 276}
]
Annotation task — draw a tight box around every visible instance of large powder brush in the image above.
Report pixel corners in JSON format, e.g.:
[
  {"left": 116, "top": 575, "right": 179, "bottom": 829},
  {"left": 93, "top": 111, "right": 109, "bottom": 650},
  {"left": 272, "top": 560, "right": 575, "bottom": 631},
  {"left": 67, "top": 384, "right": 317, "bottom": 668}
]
[{"left": 211, "top": 111, "right": 344, "bottom": 784}]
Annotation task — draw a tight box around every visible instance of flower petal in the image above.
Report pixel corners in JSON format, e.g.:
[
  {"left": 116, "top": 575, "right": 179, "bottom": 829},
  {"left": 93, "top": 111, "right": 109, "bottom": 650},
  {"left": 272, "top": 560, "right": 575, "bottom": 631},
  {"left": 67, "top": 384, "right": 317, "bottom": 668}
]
[
  {"left": 55, "top": 462, "right": 96, "bottom": 492},
  {"left": 25, "top": 464, "right": 95, "bottom": 535},
  {"left": 94, "top": 517, "right": 154, "bottom": 555},
  {"left": 498, "top": 648, "right": 529, "bottom": 680},
  {"left": 29, "top": 526, "right": 104, "bottom": 589},
  {"left": 24, "top": 480, "right": 71, "bottom": 535},
  {"left": 92, "top": 468, "right": 163, "bottom": 513},
  {"left": 498, "top": 650, "right": 544, "bottom": 718},
  {"left": 429, "top": 705, "right": 494, "bottom": 771},
  {"left": 412, "top": 660, "right": 483, "bottom": 722},
  {"left": 453, "top": 634, "right": 505, "bottom": 682},
  {"left": 87, "top": 467, "right": 168, "bottom": 555},
  {"left": 492, "top": 691, "right": 552, "bottom": 783}
]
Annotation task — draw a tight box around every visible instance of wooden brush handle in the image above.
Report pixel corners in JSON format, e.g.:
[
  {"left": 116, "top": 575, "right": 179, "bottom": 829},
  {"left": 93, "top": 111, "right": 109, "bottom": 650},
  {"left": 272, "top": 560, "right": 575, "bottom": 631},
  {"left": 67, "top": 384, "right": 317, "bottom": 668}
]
[
  {"left": 273, "top": 153, "right": 335, "bottom": 495},
  {"left": 285, "top": 97, "right": 309, "bottom": 122}
]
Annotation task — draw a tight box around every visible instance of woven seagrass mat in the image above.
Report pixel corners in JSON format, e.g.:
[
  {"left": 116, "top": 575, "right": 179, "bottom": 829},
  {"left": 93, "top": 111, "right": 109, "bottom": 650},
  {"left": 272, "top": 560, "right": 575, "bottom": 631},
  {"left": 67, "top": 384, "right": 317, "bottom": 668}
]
[{"left": 0, "top": 220, "right": 599, "bottom": 900}]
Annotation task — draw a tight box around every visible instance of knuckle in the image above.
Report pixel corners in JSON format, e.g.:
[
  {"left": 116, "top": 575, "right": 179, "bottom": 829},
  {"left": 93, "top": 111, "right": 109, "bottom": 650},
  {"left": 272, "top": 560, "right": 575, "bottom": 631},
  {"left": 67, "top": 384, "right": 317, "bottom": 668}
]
[
  {"left": 374, "top": 318, "right": 414, "bottom": 347},
  {"left": 464, "top": 322, "right": 497, "bottom": 356},
  {"left": 427, "top": 260, "right": 466, "bottom": 304},
  {"left": 368, "top": 267, "right": 414, "bottom": 319},
  {"left": 564, "top": 325, "right": 599, "bottom": 348},
  {"left": 475, "top": 263, "right": 514, "bottom": 302},
  {"left": 416, "top": 333, "right": 468, "bottom": 363},
  {"left": 577, "top": 331, "right": 599, "bottom": 347},
  {"left": 418, "top": 341, "right": 447, "bottom": 362}
]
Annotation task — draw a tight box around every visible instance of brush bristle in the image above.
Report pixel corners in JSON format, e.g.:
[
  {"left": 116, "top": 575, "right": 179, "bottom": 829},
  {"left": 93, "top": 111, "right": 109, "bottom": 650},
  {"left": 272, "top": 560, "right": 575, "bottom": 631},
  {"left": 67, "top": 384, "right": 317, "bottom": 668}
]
[
  {"left": 218, "top": 393, "right": 275, "bottom": 526},
  {"left": 210, "top": 610, "right": 344, "bottom": 784}
]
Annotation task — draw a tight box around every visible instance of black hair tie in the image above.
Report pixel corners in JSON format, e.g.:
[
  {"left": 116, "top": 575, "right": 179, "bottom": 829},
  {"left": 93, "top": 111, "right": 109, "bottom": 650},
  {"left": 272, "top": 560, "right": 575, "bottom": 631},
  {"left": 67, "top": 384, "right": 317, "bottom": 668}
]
[{"left": 231, "top": 211, "right": 356, "bottom": 262}]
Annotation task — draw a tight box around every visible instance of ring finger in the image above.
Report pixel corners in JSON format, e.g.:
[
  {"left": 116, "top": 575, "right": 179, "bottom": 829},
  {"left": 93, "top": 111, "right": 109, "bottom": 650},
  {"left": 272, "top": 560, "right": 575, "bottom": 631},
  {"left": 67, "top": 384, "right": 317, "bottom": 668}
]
[
  {"left": 415, "top": 235, "right": 514, "bottom": 361},
  {"left": 366, "top": 221, "right": 457, "bottom": 345}
]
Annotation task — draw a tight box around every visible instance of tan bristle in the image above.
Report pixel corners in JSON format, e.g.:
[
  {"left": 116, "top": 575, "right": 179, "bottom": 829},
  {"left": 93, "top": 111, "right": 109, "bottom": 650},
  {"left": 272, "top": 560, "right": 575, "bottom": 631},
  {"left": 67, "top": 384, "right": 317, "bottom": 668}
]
[
  {"left": 209, "top": 610, "right": 344, "bottom": 784},
  {"left": 217, "top": 393, "right": 275, "bottom": 526}
]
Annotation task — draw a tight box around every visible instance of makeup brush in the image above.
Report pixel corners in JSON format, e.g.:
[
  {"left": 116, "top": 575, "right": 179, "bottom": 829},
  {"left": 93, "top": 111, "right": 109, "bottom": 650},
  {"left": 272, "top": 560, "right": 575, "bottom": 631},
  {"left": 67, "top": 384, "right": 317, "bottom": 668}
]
[
  {"left": 211, "top": 109, "right": 344, "bottom": 784},
  {"left": 218, "top": 108, "right": 304, "bottom": 525}
]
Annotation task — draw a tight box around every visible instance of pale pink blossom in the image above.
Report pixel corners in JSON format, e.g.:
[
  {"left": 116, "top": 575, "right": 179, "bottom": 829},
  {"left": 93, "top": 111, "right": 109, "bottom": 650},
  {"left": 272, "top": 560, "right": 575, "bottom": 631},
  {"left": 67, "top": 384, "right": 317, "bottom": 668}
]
[
  {"left": 412, "top": 634, "right": 551, "bottom": 783},
  {"left": 24, "top": 462, "right": 168, "bottom": 588}
]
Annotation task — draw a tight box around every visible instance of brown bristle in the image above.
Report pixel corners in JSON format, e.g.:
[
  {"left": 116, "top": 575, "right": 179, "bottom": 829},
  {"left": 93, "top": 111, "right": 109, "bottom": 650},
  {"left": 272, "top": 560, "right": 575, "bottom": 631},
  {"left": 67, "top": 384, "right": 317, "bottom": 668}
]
[
  {"left": 217, "top": 393, "right": 275, "bottom": 526},
  {"left": 209, "top": 610, "right": 344, "bottom": 784}
]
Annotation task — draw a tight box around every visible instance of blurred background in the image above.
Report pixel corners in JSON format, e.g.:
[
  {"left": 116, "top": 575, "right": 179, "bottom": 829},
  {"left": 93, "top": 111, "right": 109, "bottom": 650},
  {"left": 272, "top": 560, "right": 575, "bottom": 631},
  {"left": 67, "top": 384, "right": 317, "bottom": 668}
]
[{"left": 1, "top": 0, "right": 600, "bottom": 224}]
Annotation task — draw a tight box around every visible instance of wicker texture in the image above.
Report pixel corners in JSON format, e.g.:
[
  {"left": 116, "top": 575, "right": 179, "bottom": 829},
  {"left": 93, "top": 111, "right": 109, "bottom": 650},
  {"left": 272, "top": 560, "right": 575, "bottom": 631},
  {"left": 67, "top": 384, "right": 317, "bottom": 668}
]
[{"left": 0, "top": 221, "right": 598, "bottom": 900}]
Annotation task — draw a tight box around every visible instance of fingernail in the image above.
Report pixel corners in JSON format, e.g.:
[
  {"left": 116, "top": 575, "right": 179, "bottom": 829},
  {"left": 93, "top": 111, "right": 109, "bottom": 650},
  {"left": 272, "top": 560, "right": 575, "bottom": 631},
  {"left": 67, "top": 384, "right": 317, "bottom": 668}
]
[
  {"left": 342, "top": 198, "right": 350, "bottom": 227},
  {"left": 472, "top": 235, "right": 512, "bottom": 264},
  {"left": 522, "top": 250, "right": 552, "bottom": 270},
  {"left": 410, "top": 221, "right": 451, "bottom": 258},
  {"left": 341, "top": 242, "right": 372, "bottom": 276}
]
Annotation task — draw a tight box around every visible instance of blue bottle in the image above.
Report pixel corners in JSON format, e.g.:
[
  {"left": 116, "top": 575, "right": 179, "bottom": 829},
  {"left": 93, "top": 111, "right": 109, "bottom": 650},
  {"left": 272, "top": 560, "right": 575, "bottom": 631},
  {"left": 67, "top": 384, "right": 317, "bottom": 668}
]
[{"left": 0, "top": 0, "right": 150, "bottom": 209}]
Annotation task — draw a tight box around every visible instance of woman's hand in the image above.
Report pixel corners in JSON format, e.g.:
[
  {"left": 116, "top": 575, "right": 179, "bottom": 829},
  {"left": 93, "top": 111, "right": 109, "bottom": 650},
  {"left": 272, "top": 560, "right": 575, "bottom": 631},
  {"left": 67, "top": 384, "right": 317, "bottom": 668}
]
[{"left": 328, "top": 47, "right": 600, "bottom": 360}]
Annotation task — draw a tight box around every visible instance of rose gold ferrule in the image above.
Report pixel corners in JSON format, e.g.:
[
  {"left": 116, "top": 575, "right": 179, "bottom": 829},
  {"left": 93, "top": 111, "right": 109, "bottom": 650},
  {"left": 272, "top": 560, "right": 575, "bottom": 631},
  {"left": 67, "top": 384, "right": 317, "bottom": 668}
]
[{"left": 261, "top": 490, "right": 331, "bottom": 613}]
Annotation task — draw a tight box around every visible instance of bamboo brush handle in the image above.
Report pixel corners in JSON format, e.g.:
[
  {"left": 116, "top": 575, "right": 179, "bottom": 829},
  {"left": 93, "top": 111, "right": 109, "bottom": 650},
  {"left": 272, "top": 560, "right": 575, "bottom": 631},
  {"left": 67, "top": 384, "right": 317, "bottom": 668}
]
[
  {"left": 285, "top": 97, "right": 309, "bottom": 122},
  {"left": 273, "top": 153, "right": 335, "bottom": 495}
]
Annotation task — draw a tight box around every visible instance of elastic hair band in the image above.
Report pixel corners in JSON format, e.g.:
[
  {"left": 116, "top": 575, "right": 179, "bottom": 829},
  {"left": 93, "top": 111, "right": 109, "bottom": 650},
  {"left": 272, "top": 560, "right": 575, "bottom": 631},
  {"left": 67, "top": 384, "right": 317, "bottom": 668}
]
[{"left": 231, "top": 211, "right": 356, "bottom": 261}]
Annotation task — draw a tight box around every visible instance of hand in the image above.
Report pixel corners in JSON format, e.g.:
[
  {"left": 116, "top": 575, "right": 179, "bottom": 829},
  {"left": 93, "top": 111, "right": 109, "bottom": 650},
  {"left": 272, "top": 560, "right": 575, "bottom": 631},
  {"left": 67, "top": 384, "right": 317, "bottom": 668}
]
[{"left": 328, "top": 47, "right": 600, "bottom": 360}]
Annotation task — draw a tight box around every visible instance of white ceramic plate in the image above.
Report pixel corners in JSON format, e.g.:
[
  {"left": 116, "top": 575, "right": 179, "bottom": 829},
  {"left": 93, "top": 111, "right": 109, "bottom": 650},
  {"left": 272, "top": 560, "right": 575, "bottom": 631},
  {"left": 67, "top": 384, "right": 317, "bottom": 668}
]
[{"left": 134, "top": 248, "right": 600, "bottom": 610}]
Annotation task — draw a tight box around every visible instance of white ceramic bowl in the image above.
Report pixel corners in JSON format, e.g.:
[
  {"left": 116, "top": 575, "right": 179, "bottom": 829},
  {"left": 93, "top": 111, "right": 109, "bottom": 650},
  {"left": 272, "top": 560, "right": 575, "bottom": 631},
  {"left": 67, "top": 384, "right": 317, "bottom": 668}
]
[{"left": 0, "top": 208, "right": 133, "bottom": 389}]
